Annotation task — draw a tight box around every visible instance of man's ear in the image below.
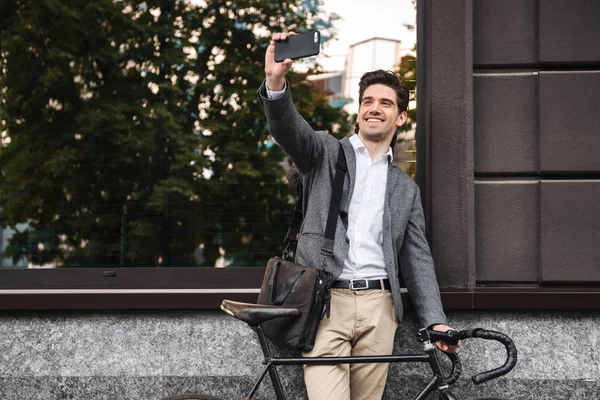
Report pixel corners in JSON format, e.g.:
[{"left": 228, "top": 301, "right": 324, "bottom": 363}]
[{"left": 396, "top": 111, "right": 408, "bottom": 127}]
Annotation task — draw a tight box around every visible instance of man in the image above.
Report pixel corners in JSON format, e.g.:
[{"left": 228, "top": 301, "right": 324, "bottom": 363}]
[{"left": 259, "top": 32, "right": 459, "bottom": 400}]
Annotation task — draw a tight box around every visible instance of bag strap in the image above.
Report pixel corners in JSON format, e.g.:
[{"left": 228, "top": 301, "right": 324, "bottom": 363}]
[
  {"left": 281, "top": 143, "right": 347, "bottom": 265},
  {"left": 320, "top": 143, "right": 347, "bottom": 259},
  {"left": 269, "top": 261, "right": 305, "bottom": 305},
  {"left": 282, "top": 194, "right": 303, "bottom": 260}
]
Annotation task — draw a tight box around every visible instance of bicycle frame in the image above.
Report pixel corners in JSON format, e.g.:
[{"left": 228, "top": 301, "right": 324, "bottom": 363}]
[{"left": 249, "top": 325, "right": 453, "bottom": 400}]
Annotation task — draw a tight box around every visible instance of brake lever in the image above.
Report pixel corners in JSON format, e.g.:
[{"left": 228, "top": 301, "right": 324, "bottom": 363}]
[{"left": 418, "top": 328, "right": 461, "bottom": 346}]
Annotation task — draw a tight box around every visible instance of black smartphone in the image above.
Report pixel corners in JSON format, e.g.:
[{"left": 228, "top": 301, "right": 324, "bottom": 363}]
[{"left": 274, "top": 31, "right": 321, "bottom": 63}]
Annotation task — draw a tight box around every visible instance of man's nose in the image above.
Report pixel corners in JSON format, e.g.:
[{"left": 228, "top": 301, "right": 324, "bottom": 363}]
[{"left": 368, "top": 102, "right": 381, "bottom": 112}]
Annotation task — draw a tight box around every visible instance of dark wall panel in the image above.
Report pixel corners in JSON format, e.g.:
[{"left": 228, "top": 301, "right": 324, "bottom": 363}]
[
  {"left": 541, "top": 181, "right": 600, "bottom": 282},
  {"left": 470, "top": 0, "right": 600, "bottom": 288},
  {"left": 540, "top": 0, "right": 600, "bottom": 63},
  {"left": 539, "top": 71, "right": 600, "bottom": 172},
  {"left": 473, "top": 0, "right": 537, "bottom": 65},
  {"left": 475, "top": 181, "right": 539, "bottom": 282},
  {"left": 474, "top": 73, "right": 538, "bottom": 173},
  {"left": 429, "top": 0, "right": 475, "bottom": 288}
]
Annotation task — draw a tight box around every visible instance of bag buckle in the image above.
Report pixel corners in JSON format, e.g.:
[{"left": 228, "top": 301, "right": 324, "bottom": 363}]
[
  {"left": 350, "top": 279, "right": 369, "bottom": 290},
  {"left": 282, "top": 240, "right": 295, "bottom": 261}
]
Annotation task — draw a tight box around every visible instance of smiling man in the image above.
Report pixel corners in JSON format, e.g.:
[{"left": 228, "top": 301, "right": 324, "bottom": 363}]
[{"left": 259, "top": 32, "right": 459, "bottom": 400}]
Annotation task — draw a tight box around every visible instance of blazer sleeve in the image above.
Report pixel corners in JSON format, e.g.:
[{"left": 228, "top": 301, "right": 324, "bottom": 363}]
[
  {"left": 258, "top": 80, "right": 323, "bottom": 173},
  {"left": 398, "top": 187, "right": 448, "bottom": 329}
]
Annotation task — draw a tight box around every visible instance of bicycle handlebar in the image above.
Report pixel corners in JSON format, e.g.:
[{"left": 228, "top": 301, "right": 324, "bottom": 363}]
[
  {"left": 468, "top": 329, "right": 518, "bottom": 384},
  {"left": 429, "top": 328, "right": 518, "bottom": 385}
]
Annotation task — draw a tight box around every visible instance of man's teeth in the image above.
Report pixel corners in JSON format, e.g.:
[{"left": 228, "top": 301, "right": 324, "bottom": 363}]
[{"left": 367, "top": 118, "right": 382, "bottom": 122}]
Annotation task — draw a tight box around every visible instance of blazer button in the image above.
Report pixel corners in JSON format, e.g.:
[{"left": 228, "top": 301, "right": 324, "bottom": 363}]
[{"left": 345, "top": 238, "right": 350, "bottom": 244}]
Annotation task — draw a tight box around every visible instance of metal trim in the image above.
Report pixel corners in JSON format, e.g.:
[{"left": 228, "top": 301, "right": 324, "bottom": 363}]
[{"left": 2, "top": 287, "right": 599, "bottom": 310}]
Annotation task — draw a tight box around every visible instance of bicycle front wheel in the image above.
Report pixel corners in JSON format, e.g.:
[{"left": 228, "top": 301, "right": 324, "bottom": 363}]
[
  {"left": 162, "top": 394, "right": 226, "bottom": 400},
  {"left": 470, "top": 397, "right": 509, "bottom": 400},
  {"left": 440, "top": 392, "right": 509, "bottom": 400}
]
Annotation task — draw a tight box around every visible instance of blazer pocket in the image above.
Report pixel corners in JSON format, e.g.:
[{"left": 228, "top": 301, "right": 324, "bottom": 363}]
[
  {"left": 299, "top": 232, "right": 324, "bottom": 252},
  {"left": 297, "top": 232, "right": 325, "bottom": 267}
]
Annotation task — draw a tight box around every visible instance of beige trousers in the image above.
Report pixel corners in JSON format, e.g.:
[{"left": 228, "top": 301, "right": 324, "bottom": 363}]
[{"left": 302, "top": 288, "right": 399, "bottom": 400}]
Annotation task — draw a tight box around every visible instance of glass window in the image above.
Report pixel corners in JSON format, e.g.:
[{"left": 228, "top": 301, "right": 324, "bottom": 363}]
[{"left": 0, "top": 0, "right": 417, "bottom": 274}]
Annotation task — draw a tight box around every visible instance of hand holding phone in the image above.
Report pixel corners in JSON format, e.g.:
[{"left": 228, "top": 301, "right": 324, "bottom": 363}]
[
  {"left": 265, "top": 31, "right": 319, "bottom": 91},
  {"left": 274, "top": 31, "right": 321, "bottom": 63}
]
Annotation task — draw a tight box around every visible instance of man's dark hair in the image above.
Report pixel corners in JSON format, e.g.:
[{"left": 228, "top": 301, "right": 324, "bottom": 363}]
[{"left": 354, "top": 70, "right": 410, "bottom": 143}]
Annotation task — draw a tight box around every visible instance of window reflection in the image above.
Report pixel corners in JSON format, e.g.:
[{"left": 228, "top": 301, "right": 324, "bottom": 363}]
[{"left": 0, "top": 0, "right": 416, "bottom": 269}]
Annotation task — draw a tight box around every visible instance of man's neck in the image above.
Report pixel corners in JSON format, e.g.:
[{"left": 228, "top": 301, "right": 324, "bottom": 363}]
[{"left": 357, "top": 133, "right": 392, "bottom": 162}]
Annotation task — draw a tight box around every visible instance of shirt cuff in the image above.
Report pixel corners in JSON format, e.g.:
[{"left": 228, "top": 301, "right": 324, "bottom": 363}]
[{"left": 266, "top": 81, "right": 287, "bottom": 100}]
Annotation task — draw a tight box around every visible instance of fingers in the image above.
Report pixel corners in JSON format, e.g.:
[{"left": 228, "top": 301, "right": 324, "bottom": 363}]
[
  {"left": 271, "top": 31, "right": 296, "bottom": 42},
  {"left": 446, "top": 342, "right": 461, "bottom": 352},
  {"left": 267, "top": 31, "right": 296, "bottom": 63},
  {"left": 436, "top": 340, "right": 461, "bottom": 353},
  {"left": 270, "top": 31, "right": 296, "bottom": 53},
  {"left": 268, "top": 32, "right": 296, "bottom": 55}
]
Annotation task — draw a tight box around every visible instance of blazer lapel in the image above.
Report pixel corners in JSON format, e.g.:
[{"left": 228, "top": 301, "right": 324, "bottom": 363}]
[
  {"left": 386, "top": 164, "right": 400, "bottom": 206},
  {"left": 340, "top": 137, "right": 355, "bottom": 212}
]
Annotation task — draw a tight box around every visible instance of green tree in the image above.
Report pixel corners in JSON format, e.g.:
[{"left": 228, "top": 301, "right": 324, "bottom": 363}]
[
  {"left": 0, "top": 0, "right": 351, "bottom": 268},
  {"left": 393, "top": 0, "right": 417, "bottom": 180},
  {"left": 395, "top": 53, "right": 417, "bottom": 180}
]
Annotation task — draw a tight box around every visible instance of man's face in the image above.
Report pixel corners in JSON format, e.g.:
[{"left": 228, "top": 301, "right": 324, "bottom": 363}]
[{"left": 357, "top": 84, "right": 407, "bottom": 143}]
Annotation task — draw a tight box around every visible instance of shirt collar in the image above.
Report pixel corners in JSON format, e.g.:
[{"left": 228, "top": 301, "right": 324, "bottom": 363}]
[{"left": 349, "top": 134, "right": 393, "bottom": 162}]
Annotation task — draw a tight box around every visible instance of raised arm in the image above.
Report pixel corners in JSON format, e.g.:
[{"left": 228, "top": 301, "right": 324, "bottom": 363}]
[{"left": 259, "top": 32, "right": 324, "bottom": 173}]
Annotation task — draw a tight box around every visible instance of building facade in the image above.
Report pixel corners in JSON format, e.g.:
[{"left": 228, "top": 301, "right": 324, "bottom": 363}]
[{"left": 1, "top": 1, "right": 599, "bottom": 399}]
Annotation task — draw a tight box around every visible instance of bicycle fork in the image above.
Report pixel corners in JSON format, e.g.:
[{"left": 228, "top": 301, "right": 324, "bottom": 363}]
[{"left": 414, "top": 333, "right": 453, "bottom": 400}]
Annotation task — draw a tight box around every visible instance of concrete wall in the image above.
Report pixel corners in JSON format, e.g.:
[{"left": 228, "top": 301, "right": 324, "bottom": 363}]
[{"left": 1, "top": 310, "right": 599, "bottom": 400}]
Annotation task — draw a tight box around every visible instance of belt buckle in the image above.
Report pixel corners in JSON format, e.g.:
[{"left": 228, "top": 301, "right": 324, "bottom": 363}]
[{"left": 350, "top": 279, "right": 369, "bottom": 290}]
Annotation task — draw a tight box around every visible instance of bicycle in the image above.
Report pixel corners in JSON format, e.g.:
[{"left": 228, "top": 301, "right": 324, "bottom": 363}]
[{"left": 163, "top": 299, "right": 518, "bottom": 400}]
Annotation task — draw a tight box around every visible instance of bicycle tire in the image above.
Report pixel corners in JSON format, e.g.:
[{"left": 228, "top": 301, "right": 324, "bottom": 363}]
[
  {"left": 161, "top": 394, "right": 226, "bottom": 400},
  {"left": 470, "top": 397, "right": 509, "bottom": 400}
]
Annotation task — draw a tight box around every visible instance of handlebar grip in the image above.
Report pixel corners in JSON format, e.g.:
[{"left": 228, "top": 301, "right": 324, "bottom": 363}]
[
  {"left": 470, "top": 329, "right": 518, "bottom": 385},
  {"left": 445, "top": 328, "right": 478, "bottom": 344}
]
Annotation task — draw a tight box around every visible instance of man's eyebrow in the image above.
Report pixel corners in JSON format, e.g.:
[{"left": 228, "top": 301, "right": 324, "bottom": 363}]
[{"left": 361, "top": 96, "right": 396, "bottom": 104}]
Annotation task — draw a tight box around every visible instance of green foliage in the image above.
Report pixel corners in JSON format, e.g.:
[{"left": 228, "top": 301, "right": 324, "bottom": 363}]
[
  {"left": 394, "top": 53, "right": 417, "bottom": 180},
  {"left": 0, "top": 0, "right": 352, "bottom": 267},
  {"left": 396, "top": 53, "right": 416, "bottom": 134}
]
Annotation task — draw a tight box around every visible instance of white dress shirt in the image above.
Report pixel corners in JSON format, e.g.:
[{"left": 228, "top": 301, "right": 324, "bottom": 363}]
[
  {"left": 266, "top": 84, "right": 390, "bottom": 281},
  {"left": 339, "top": 134, "right": 390, "bottom": 281}
]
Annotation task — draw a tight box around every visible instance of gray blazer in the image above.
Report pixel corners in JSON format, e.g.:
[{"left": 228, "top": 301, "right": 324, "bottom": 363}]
[{"left": 259, "top": 81, "right": 447, "bottom": 329}]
